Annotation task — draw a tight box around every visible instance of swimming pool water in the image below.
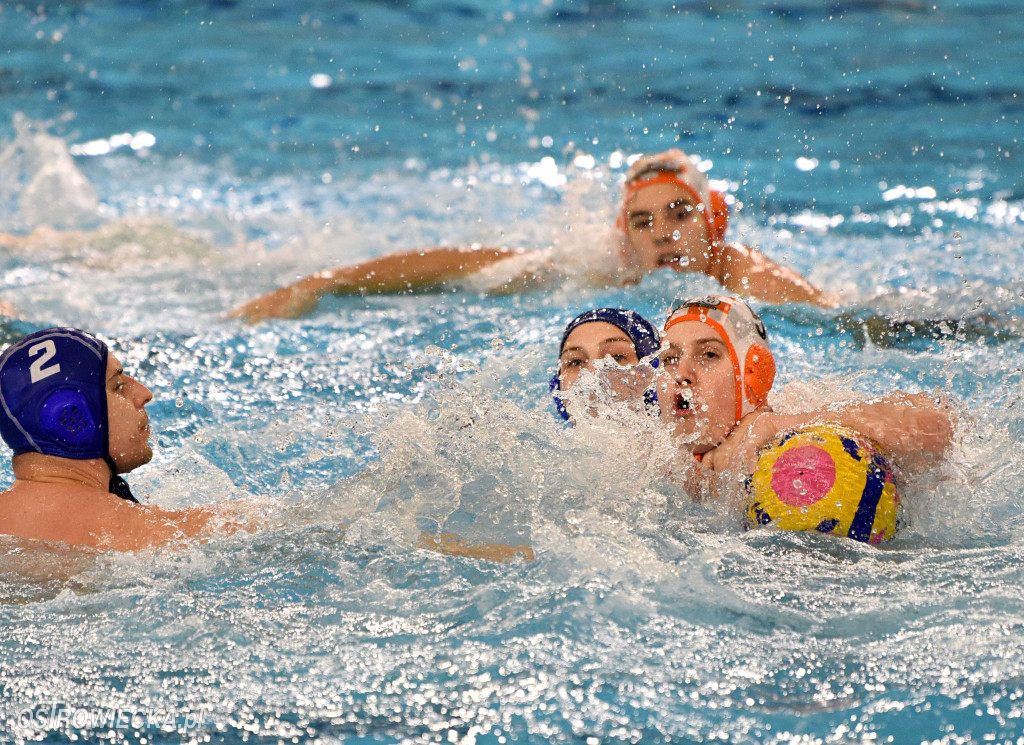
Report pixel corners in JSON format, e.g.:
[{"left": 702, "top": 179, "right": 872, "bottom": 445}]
[{"left": 1, "top": 1, "right": 1024, "bottom": 743}]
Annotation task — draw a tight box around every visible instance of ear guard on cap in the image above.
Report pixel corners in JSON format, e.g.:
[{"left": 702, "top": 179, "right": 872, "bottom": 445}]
[
  {"left": 39, "top": 388, "right": 100, "bottom": 447},
  {"left": 743, "top": 343, "right": 776, "bottom": 410},
  {"left": 664, "top": 295, "right": 776, "bottom": 422},
  {"left": 550, "top": 373, "right": 570, "bottom": 421}
]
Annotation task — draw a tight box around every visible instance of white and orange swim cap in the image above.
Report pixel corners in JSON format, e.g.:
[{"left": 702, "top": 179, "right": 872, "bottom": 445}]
[
  {"left": 663, "top": 295, "right": 775, "bottom": 424},
  {"left": 619, "top": 149, "right": 730, "bottom": 248}
]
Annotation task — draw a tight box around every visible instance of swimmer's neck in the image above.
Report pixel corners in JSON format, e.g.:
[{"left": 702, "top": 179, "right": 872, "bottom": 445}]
[{"left": 11, "top": 453, "right": 112, "bottom": 491}]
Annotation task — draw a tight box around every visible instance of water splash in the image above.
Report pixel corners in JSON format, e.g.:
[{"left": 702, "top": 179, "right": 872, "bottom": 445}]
[{"left": 0, "top": 114, "right": 99, "bottom": 231}]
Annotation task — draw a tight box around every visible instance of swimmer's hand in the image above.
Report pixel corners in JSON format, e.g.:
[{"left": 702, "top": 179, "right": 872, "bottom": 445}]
[
  {"left": 418, "top": 532, "right": 535, "bottom": 563},
  {"left": 0, "top": 298, "right": 18, "bottom": 318},
  {"left": 700, "top": 410, "right": 781, "bottom": 476}
]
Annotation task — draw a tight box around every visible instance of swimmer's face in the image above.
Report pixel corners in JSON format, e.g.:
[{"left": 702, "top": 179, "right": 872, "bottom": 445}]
[
  {"left": 658, "top": 320, "right": 737, "bottom": 454},
  {"left": 558, "top": 321, "right": 640, "bottom": 391},
  {"left": 624, "top": 181, "right": 711, "bottom": 274},
  {"left": 105, "top": 354, "right": 154, "bottom": 473}
]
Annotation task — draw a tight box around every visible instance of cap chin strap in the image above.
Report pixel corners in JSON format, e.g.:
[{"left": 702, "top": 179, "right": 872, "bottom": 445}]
[{"left": 104, "top": 455, "right": 140, "bottom": 504}]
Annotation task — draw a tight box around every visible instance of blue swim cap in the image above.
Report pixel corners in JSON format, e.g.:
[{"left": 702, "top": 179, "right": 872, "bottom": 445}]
[
  {"left": 0, "top": 328, "right": 110, "bottom": 460},
  {"left": 551, "top": 308, "right": 661, "bottom": 421}
]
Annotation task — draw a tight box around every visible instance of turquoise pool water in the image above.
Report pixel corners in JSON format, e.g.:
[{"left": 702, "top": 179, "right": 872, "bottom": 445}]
[{"left": 1, "top": 1, "right": 1024, "bottom": 743}]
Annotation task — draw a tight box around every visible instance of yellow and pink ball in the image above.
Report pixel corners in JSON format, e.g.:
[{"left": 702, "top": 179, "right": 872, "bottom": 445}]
[{"left": 745, "top": 426, "right": 902, "bottom": 544}]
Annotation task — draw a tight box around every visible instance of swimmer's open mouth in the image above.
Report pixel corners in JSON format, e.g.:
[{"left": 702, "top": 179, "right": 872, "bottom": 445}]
[
  {"left": 657, "top": 254, "right": 683, "bottom": 267},
  {"left": 673, "top": 391, "right": 694, "bottom": 417}
]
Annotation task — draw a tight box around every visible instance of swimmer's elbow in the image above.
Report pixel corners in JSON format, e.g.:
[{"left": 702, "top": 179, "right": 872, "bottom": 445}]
[
  {"left": 906, "top": 391, "right": 957, "bottom": 455},
  {"left": 925, "top": 407, "right": 956, "bottom": 457}
]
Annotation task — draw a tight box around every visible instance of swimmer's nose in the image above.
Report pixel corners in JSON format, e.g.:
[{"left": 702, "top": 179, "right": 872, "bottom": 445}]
[
  {"left": 671, "top": 358, "right": 697, "bottom": 386},
  {"left": 652, "top": 215, "right": 674, "bottom": 244},
  {"left": 128, "top": 376, "right": 153, "bottom": 407}
]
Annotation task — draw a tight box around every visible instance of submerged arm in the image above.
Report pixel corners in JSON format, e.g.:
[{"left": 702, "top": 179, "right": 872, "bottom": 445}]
[
  {"left": 103, "top": 498, "right": 266, "bottom": 552},
  {"left": 229, "top": 246, "right": 527, "bottom": 323},
  {"left": 418, "top": 532, "right": 534, "bottom": 563},
  {"left": 713, "top": 242, "right": 839, "bottom": 308}
]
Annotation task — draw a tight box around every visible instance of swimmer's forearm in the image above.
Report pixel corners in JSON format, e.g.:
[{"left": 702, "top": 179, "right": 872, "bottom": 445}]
[
  {"left": 110, "top": 499, "right": 268, "bottom": 551},
  {"left": 320, "top": 246, "right": 520, "bottom": 294},
  {"left": 418, "top": 531, "right": 534, "bottom": 562},
  {"left": 774, "top": 393, "right": 955, "bottom": 465},
  {"left": 229, "top": 246, "right": 520, "bottom": 322}
]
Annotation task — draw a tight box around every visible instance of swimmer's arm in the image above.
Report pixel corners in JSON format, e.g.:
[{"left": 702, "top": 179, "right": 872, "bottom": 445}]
[
  {"left": 102, "top": 499, "right": 265, "bottom": 552},
  {"left": 417, "top": 532, "right": 534, "bottom": 563},
  {"left": 800, "top": 392, "right": 955, "bottom": 471},
  {"left": 701, "top": 392, "right": 954, "bottom": 476},
  {"left": 228, "top": 246, "right": 527, "bottom": 323},
  {"left": 713, "top": 242, "right": 840, "bottom": 308},
  {"left": 0, "top": 235, "right": 19, "bottom": 315}
]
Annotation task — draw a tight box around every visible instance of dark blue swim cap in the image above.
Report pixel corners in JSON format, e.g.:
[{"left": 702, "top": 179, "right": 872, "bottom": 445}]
[
  {"left": 551, "top": 308, "right": 661, "bottom": 421},
  {"left": 0, "top": 328, "right": 110, "bottom": 460}
]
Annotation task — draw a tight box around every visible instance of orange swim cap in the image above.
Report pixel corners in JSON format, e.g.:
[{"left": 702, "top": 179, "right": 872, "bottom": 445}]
[
  {"left": 663, "top": 295, "right": 775, "bottom": 425},
  {"left": 618, "top": 149, "right": 730, "bottom": 248}
]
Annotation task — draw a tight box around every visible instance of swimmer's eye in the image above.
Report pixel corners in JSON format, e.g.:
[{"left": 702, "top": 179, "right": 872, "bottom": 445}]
[
  {"left": 669, "top": 201, "right": 697, "bottom": 221},
  {"left": 661, "top": 353, "right": 680, "bottom": 367},
  {"left": 628, "top": 215, "right": 654, "bottom": 231}
]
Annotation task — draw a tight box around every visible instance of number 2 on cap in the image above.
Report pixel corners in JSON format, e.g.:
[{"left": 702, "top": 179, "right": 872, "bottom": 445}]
[{"left": 28, "top": 340, "right": 60, "bottom": 383}]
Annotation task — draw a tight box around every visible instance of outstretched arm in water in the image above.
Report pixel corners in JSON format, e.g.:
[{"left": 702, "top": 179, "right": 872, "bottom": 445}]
[
  {"left": 229, "top": 246, "right": 535, "bottom": 323},
  {"left": 417, "top": 532, "right": 535, "bottom": 562},
  {"left": 700, "top": 391, "right": 955, "bottom": 476}
]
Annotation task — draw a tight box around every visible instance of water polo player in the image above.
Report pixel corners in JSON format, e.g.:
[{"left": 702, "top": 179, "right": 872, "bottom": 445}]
[
  {"left": 552, "top": 307, "right": 661, "bottom": 421},
  {"left": 0, "top": 328, "right": 531, "bottom": 559},
  {"left": 659, "top": 295, "right": 954, "bottom": 541},
  {"left": 229, "top": 148, "right": 837, "bottom": 322},
  {"left": 0, "top": 328, "right": 264, "bottom": 550}
]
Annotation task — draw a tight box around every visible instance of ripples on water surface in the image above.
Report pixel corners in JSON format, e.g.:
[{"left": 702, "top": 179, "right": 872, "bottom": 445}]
[{"left": 1, "top": 0, "right": 1024, "bottom": 742}]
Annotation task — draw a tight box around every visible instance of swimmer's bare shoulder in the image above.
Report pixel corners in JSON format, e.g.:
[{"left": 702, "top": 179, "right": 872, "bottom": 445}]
[
  {"left": 0, "top": 481, "right": 256, "bottom": 552},
  {"left": 229, "top": 244, "right": 549, "bottom": 323},
  {"left": 713, "top": 241, "right": 839, "bottom": 309}
]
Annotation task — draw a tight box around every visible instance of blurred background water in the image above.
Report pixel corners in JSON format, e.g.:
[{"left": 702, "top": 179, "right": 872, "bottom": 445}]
[{"left": 1, "top": 1, "right": 1023, "bottom": 743}]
